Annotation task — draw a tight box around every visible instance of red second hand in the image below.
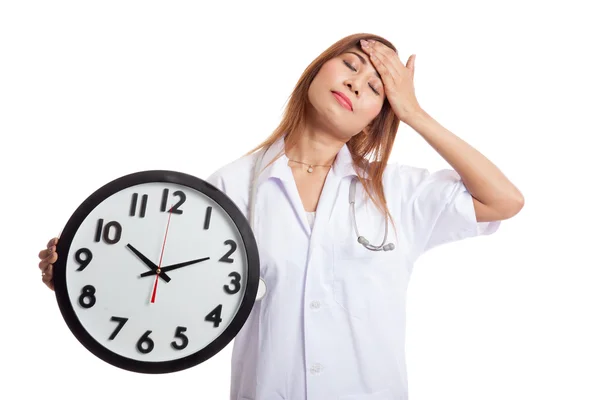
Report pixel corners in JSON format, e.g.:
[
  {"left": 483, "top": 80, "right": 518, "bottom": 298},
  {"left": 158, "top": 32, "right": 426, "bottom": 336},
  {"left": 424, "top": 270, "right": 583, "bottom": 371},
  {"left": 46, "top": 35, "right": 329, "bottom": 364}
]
[{"left": 151, "top": 204, "right": 173, "bottom": 304}]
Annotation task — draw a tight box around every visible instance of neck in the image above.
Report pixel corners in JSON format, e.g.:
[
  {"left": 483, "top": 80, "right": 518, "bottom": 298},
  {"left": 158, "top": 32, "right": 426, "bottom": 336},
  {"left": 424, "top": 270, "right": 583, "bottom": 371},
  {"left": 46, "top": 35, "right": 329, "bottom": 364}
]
[{"left": 285, "top": 127, "right": 345, "bottom": 167}]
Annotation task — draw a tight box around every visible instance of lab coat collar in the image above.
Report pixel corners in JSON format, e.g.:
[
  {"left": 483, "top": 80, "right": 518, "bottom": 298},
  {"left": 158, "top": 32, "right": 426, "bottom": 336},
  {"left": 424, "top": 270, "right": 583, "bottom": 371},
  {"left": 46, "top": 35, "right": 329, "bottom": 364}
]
[{"left": 255, "top": 135, "right": 362, "bottom": 187}]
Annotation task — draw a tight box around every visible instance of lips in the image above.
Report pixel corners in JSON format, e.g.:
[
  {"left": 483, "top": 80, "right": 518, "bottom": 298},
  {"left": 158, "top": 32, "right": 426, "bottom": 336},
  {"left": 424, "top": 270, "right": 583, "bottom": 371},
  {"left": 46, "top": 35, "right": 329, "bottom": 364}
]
[{"left": 332, "top": 91, "right": 353, "bottom": 111}]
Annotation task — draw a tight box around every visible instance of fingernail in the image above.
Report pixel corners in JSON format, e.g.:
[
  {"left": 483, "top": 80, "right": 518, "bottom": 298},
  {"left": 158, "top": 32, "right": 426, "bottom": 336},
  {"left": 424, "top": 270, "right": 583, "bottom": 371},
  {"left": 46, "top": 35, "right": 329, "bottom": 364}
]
[{"left": 360, "top": 39, "right": 369, "bottom": 47}]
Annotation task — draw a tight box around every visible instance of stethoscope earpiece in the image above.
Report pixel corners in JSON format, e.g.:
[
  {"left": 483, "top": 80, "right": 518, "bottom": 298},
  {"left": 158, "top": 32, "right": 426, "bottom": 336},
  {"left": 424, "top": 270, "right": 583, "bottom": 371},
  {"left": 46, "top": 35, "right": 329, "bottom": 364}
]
[{"left": 358, "top": 236, "right": 395, "bottom": 251}]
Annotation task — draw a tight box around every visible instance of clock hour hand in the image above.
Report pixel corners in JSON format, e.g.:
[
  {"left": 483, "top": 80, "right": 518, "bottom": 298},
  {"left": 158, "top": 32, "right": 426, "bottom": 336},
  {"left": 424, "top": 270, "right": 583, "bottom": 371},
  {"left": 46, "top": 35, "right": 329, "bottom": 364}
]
[
  {"left": 139, "top": 257, "right": 210, "bottom": 278},
  {"left": 126, "top": 243, "right": 172, "bottom": 282}
]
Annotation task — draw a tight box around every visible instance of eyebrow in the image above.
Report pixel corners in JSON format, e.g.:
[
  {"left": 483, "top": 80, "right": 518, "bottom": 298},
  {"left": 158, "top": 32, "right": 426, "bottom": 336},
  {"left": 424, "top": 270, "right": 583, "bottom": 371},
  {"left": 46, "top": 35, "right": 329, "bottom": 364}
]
[{"left": 347, "top": 51, "right": 382, "bottom": 81}]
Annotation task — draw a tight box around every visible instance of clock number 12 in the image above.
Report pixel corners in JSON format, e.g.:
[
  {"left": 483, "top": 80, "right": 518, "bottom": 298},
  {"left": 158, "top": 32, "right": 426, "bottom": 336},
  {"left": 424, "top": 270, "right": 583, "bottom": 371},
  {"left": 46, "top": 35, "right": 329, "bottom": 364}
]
[
  {"left": 161, "top": 189, "right": 186, "bottom": 214},
  {"left": 130, "top": 190, "right": 186, "bottom": 217}
]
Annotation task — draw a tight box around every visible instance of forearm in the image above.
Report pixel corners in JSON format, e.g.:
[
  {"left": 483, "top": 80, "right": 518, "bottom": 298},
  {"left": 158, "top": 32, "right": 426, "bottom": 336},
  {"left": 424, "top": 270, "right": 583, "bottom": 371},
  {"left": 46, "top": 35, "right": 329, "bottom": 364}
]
[{"left": 405, "top": 108, "right": 524, "bottom": 216}]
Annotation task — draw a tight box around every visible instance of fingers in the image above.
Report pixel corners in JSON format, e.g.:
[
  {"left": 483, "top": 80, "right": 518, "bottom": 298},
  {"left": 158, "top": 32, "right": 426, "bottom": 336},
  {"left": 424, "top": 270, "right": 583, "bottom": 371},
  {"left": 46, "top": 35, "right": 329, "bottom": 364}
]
[
  {"left": 39, "top": 236, "right": 59, "bottom": 263},
  {"left": 361, "top": 40, "right": 400, "bottom": 85},
  {"left": 41, "top": 263, "right": 53, "bottom": 280},
  {"left": 406, "top": 54, "right": 416, "bottom": 76},
  {"left": 47, "top": 237, "right": 59, "bottom": 249},
  {"left": 368, "top": 51, "right": 395, "bottom": 84},
  {"left": 39, "top": 237, "right": 59, "bottom": 291},
  {"left": 38, "top": 250, "right": 57, "bottom": 270},
  {"left": 38, "top": 246, "right": 55, "bottom": 260},
  {"left": 365, "top": 40, "right": 403, "bottom": 67},
  {"left": 42, "top": 264, "right": 55, "bottom": 291}
]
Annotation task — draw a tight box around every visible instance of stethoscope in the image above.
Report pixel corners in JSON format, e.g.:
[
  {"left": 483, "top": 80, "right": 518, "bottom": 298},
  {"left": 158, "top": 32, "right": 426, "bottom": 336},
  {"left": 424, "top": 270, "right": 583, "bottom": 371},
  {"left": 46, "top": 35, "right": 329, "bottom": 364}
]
[
  {"left": 247, "top": 146, "right": 395, "bottom": 301},
  {"left": 248, "top": 145, "right": 395, "bottom": 252}
]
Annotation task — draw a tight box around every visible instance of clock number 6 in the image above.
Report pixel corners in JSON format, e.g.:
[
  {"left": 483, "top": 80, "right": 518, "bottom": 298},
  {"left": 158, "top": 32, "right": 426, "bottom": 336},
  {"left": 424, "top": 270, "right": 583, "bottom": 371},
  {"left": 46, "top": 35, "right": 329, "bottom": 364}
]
[{"left": 136, "top": 330, "right": 155, "bottom": 354}]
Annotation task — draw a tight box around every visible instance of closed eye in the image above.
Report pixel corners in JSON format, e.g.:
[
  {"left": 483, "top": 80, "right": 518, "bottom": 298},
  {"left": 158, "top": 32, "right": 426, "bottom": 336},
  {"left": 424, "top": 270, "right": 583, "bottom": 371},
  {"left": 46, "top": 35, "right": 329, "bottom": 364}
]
[{"left": 343, "top": 61, "right": 380, "bottom": 95}]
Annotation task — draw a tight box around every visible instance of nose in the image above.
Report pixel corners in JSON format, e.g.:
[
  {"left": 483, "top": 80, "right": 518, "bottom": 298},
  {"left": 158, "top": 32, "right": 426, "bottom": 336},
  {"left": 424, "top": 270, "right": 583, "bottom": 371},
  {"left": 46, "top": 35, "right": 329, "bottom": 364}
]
[{"left": 346, "top": 82, "right": 359, "bottom": 96}]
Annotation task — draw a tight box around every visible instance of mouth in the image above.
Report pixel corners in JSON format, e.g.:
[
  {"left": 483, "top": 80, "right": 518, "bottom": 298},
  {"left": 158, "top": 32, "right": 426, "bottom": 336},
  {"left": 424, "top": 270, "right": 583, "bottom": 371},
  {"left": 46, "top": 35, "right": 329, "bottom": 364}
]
[{"left": 331, "top": 91, "right": 353, "bottom": 111}]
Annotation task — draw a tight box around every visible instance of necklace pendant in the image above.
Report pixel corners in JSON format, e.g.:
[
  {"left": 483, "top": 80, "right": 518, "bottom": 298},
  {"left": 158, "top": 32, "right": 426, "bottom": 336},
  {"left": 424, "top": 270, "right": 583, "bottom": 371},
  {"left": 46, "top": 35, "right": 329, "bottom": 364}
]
[{"left": 307, "top": 166, "right": 313, "bottom": 173}]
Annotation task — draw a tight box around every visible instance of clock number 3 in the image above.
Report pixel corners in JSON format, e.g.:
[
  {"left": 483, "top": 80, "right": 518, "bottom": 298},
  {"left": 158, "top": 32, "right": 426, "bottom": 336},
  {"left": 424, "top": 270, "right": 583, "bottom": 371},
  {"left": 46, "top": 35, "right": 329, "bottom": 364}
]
[{"left": 223, "top": 272, "right": 241, "bottom": 295}]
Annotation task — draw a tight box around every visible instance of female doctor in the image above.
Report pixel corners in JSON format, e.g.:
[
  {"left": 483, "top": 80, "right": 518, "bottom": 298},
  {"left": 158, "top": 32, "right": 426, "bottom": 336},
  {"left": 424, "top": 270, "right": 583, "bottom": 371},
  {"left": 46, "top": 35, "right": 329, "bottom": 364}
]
[{"left": 37, "top": 33, "right": 524, "bottom": 400}]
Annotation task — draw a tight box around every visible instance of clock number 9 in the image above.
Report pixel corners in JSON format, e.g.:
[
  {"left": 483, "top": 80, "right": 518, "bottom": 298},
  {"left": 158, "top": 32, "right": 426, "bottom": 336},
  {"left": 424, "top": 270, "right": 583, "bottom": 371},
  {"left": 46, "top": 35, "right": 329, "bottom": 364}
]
[{"left": 75, "top": 248, "right": 93, "bottom": 271}]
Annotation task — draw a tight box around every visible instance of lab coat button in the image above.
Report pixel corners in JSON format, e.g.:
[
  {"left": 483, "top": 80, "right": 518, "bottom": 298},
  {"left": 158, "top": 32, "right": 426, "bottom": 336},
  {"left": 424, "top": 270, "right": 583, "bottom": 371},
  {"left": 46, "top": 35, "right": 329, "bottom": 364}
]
[
  {"left": 309, "top": 300, "right": 321, "bottom": 310},
  {"left": 310, "top": 363, "right": 324, "bottom": 375}
]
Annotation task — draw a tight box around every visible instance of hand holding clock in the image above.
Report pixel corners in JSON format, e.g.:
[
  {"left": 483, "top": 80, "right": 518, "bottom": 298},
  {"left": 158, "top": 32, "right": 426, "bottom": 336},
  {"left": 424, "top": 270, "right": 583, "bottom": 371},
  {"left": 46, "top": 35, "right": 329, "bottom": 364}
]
[
  {"left": 36, "top": 171, "right": 260, "bottom": 374},
  {"left": 39, "top": 237, "right": 59, "bottom": 291}
]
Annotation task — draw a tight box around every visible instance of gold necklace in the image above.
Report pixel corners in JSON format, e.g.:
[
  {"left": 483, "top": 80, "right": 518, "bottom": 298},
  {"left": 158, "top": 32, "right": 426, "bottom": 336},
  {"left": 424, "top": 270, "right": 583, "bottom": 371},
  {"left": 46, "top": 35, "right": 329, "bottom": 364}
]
[{"left": 287, "top": 158, "right": 332, "bottom": 173}]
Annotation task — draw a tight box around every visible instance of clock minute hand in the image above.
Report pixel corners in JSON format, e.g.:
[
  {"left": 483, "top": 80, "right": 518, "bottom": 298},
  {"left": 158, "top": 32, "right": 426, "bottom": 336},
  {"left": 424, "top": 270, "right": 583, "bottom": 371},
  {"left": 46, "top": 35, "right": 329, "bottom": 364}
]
[
  {"left": 139, "top": 257, "right": 210, "bottom": 278},
  {"left": 126, "top": 243, "right": 172, "bottom": 282}
]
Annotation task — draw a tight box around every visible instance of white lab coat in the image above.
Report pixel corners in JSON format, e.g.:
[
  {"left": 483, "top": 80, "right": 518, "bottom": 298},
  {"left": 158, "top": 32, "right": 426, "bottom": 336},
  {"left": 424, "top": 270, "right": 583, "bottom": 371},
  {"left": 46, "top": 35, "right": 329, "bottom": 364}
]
[{"left": 207, "top": 135, "right": 500, "bottom": 400}]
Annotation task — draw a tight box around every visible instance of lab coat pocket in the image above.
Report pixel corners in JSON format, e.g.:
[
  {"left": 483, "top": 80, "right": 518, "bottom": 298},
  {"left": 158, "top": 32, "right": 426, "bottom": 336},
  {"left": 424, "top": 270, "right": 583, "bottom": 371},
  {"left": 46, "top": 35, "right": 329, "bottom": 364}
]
[{"left": 332, "top": 240, "right": 392, "bottom": 320}]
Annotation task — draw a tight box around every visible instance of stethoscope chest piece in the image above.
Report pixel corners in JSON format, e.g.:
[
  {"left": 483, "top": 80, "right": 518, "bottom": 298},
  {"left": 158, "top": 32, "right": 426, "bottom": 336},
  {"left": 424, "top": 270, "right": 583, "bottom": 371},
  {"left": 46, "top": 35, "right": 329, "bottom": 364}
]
[{"left": 255, "top": 278, "right": 267, "bottom": 301}]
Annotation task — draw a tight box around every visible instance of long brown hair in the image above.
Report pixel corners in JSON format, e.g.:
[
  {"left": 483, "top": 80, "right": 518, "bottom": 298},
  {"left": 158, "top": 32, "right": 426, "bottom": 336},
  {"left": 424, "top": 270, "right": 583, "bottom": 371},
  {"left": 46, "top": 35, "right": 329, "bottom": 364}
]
[{"left": 245, "top": 33, "right": 401, "bottom": 236}]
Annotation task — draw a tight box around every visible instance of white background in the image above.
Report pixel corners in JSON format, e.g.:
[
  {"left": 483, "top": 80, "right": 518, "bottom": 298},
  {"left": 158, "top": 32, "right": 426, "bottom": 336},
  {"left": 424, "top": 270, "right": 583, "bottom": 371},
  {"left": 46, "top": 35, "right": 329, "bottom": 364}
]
[{"left": 2, "top": 1, "right": 598, "bottom": 399}]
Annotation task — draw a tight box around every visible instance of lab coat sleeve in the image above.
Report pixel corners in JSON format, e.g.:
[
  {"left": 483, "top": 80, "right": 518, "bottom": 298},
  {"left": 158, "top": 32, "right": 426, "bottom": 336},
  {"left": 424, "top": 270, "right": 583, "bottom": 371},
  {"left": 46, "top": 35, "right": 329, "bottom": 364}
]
[
  {"left": 206, "top": 169, "right": 226, "bottom": 193},
  {"left": 204, "top": 163, "right": 251, "bottom": 220},
  {"left": 404, "top": 167, "right": 501, "bottom": 256}
]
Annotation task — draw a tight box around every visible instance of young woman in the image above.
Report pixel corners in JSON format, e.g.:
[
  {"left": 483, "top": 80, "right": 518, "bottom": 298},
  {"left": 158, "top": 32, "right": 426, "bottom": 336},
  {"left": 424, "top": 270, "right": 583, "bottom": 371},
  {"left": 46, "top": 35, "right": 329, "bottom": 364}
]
[{"left": 38, "top": 33, "right": 523, "bottom": 400}]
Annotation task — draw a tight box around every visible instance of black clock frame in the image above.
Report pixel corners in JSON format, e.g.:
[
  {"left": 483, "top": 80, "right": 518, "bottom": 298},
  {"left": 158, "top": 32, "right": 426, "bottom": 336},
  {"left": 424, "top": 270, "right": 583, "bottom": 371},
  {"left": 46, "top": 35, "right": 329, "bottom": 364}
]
[{"left": 53, "top": 170, "right": 260, "bottom": 374}]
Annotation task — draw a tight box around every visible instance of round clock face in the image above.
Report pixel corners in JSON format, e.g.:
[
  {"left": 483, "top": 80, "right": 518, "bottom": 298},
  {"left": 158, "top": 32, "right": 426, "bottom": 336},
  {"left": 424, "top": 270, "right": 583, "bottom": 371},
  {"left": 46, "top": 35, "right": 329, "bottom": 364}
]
[{"left": 53, "top": 171, "right": 259, "bottom": 374}]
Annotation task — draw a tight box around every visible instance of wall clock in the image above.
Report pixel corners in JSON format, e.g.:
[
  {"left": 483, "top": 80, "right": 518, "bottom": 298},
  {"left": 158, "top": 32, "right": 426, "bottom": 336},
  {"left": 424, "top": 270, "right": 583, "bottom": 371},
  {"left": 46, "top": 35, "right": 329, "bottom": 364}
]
[{"left": 53, "top": 170, "right": 260, "bottom": 374}]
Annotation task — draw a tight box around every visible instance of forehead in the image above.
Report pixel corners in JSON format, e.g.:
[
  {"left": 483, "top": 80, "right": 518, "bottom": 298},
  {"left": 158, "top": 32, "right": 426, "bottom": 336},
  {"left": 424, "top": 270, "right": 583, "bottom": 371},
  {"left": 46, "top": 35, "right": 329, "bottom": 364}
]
[{"left": 339, "top": 47, "right": 381, "bottom": 81}]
